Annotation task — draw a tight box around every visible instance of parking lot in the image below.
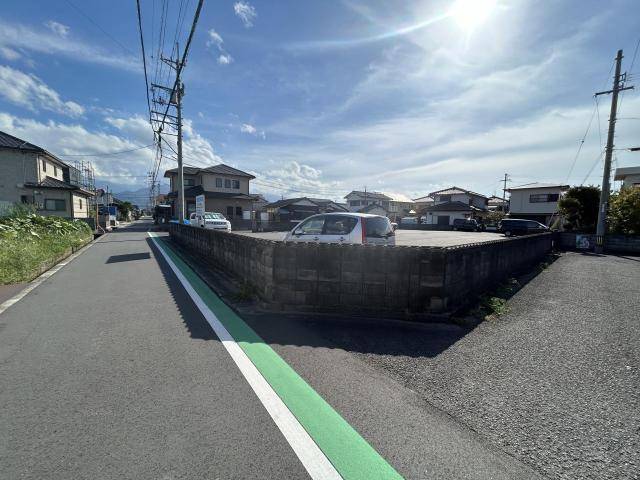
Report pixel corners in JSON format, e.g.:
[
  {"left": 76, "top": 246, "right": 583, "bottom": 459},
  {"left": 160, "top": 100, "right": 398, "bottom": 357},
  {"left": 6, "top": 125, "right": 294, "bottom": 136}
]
[{"left": 234, "top": 229, "right": 505, "bottom": 246}]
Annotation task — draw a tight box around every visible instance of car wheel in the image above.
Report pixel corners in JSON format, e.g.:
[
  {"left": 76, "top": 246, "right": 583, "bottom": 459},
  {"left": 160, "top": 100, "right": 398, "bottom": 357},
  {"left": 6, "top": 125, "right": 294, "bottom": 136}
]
[{"left": 504, "top": 230, "right": 511, "bottom": 237}]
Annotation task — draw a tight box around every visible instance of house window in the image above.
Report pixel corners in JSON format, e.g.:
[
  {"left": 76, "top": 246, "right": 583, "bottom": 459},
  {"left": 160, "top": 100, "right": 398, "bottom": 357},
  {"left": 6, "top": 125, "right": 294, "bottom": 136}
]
[
  {"left": 41, "top": 159, "right": 46, "bottom": 172},
  {"left": 349, "top": 200, "right": 361, "bottom": 206},
  {"left": 216, "top": 178, "right": 223, "bottom": 188},
  {"left": 235, "top": 206, "right": 242, "bottom": 216},
  {"left": 224, "top": 179, "right": 231, "bottom": 188},
  {"left": 21, "top": 195, "right": 29, "bottom": 204},
  {"left": 232, "top": 179, "right": 240, "bottom": 189},
  {"left": 184, "top": 178, "right": 195, "bottom": 187},
  {"left": 439, "top": 194, "right": 451, "bottom": 202},
  {"left": 79, "top": 198, "right": 83, "bottom": 209},
  {"left": 45, "top": 199, "right": 66, "bottom": 211},
  {"left": 226, "top": 206, "right": 234, "bottom": 217},
  {"left": 53, "top": 165, "right": 58, "bottom": 177},
  {"left": 529, "top": 193, "right": 559, "bottom": 203}
]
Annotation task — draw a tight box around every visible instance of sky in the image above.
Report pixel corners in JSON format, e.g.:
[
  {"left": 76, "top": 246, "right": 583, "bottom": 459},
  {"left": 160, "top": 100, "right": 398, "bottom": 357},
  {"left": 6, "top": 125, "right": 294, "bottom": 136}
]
[{"left": 0, "top": 0, "right": 639, "bottom": 203}]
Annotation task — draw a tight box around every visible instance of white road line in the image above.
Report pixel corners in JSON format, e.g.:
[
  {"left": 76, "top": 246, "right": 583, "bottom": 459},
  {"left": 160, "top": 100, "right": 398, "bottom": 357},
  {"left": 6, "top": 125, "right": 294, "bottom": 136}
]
[
  {"left": 0, "top": 239, "right": 96, "bottom": 316},
  {"left": 148, "top": 233, "right": 342, "bottom": 480}
]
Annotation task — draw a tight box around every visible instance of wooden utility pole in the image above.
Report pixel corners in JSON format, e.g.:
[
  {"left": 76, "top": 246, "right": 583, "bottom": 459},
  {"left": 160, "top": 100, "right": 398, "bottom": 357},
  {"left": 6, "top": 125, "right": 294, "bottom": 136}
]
[{"left": 594, "top": 49, "right": 634, "bottom": 253}]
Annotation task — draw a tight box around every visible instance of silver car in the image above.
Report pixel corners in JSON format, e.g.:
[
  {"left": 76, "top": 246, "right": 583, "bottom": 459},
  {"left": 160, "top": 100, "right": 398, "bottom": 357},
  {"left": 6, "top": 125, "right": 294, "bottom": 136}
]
[{"left": 284, "top": 213, "right": 395, "bottom": 245}]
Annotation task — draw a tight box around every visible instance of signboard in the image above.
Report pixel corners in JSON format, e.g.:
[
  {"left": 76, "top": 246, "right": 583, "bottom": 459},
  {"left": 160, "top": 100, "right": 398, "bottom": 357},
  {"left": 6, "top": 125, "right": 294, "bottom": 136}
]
[
  {"left": 195, "top": 194, "right": 205, "bottom": 216},
  {"left": 576, "top": 234, "right": 591, "bottom": 250}
]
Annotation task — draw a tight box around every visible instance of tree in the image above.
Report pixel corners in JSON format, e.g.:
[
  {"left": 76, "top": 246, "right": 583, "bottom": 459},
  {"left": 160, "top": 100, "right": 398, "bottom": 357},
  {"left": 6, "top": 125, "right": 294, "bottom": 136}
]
[
  {"left": 558, "top": 186, "right": 601, "bottom": 232},
  {"left": 118, "top": 201, "right": 133, "bottom": 221},
  {"left": 608, "top": 187, "right": 640, "bottom": 235}
]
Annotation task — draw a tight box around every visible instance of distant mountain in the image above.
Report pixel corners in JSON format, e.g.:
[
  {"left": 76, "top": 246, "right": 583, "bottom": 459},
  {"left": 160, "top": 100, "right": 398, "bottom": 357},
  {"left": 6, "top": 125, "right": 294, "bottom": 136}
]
[{"left": 113, "top": 185, "right": 169, "bottom": 207}]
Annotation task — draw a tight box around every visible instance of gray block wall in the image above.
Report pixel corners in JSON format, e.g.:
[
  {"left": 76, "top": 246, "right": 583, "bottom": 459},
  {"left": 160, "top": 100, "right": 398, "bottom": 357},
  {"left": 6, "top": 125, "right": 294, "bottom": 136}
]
[{"left": 169, "top": 224, "right": 553, "bottom": 315}]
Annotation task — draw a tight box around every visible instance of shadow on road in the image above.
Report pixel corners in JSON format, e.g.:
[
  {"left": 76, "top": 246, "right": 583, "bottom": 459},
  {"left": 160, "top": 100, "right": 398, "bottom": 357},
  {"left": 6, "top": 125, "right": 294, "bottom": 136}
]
[
  {"left": 147, "top": 237, "right": 217, "bottom": 341},
  {"left": 106, "top": 252, "right": 151, "bottom": 264}
]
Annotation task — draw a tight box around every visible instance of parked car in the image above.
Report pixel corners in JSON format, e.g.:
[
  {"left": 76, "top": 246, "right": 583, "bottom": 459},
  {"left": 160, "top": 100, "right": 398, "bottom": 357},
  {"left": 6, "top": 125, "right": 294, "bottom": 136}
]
[
  {"left": 452, "top": 218, "right": 481, "bottom": 232},
  {"left": 400, "top": 217, "right": 418, "bottom": 225},
  {"left": 284, "top": 213, "right": 395, "bottom": 245},
  {"left": 498, "top": 218, "right": 549, "bottom": 236},
  {"left": 189, "top": 212, "right": 231, "bottom": 231}
]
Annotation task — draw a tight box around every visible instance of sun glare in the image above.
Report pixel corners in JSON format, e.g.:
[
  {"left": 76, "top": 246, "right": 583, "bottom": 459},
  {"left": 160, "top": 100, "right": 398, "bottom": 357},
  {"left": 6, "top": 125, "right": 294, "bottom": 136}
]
[{"left": 450, "top": 0, "right": 497, "bottom": 31}]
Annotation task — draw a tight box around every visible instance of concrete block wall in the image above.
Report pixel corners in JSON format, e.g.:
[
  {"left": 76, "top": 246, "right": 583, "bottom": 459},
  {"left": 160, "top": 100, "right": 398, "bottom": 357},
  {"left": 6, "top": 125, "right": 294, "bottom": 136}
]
[
  {"left": 558, "top": 232, "right": 640, "bottom": 254},
  {"left": 169, "top": 224, "right": 553, "bottom": 315},
  {"left": 443, "top": 234, "right": 553, "bottom": 310}
]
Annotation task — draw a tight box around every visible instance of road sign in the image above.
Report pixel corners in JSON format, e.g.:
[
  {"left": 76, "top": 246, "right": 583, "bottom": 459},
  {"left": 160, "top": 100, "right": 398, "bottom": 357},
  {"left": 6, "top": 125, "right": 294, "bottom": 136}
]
[{"left": 195, "top": 194, "right": 205, "bottom": 215}]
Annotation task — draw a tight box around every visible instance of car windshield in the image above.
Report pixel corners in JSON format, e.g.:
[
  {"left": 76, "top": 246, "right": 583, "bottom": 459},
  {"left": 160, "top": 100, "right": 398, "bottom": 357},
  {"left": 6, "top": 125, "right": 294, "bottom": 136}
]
[{"left": 204, "top": 213, "right": 224, "bottom": 220}]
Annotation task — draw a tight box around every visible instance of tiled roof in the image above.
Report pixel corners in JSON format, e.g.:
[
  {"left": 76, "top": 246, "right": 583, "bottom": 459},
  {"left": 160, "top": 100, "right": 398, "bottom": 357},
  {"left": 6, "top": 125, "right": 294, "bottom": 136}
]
[
  {"left": 265, "top": 197, "right": 314, "bottom": 209},
  {"left": 345, "top": 190, "right": 392, "bottom": 201},
  {"left": 424, "top": 201, "right": 482, "bottom": 212},
  {"left": 0, "top": 130, "right": 42, "bottom": 151},
  {"left": 358, "top": 203, "right": 388, "bottom": 213},
  {"left": 24, "top": 176, "right": 94, "bottom": 196},
  {"left": 429, "top": 186, "right": 488, "bottom": 198},
  {"left": 164, "top": 163, "right": 255, "bottom": 178}
]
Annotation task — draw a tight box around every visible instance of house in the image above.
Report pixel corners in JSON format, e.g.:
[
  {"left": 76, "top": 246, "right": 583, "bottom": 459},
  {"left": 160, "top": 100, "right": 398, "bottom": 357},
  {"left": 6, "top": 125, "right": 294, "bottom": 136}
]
[
  {"left": 0, "top": 130, "right": 94, "bottom": 218},
  {"left": 265, "top": 197, "right": 347, "bottom": 224},
  {"left": 421, "top": 187, "right": 488, "bottom": 226},
  {"left": 344, "top": 190, "right": 414, "bottom": 221},
  {"left": 506, "top": 182, "right": 569, "bottom": 225},
  {"left": 413, "top": 194, "right": 435, "bottom": 214},
  {"left": 614, "top": 166, "right": 640, "bottom": 189},
  {"left": 487, "top": 195, "right": 509, "bottom": 212},
  {"left": 164, "top": 164, "right": 255, "bottom": 221}
]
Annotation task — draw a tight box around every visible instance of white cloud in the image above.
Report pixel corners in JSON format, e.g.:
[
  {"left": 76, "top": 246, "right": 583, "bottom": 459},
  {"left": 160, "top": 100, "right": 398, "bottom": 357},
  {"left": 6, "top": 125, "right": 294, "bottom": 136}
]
[
  {"left": 0, "top": 20, "right": 137, "bottom": 71},
  {"left": 206, "top": 29, "right": 233, "bottom": 66},
  {"left": 0, "top": 65, "right": 84, "bottom": 117},
  {"left": 218, "top": 54, "right": 233, "bottom": 65},
  {"left": 240, "top": 122, "right": 266, "bottom": 139},
  {"left": 206, "top": 29, "right": 224, "bottom": 49},
  {"left": 0, "top": 46, "right": 20, "bottom": 60},
  {"left": 234, "top": 2, "right": 257, "bottom": 28},
  {"left": 240, "top": 123, "right": 256, "bottom": 134},
  {"left": 0, "top": 112, "right": 154, "bottom": 187},
  {"left": 45, "top": 20, "right": 70, "bottom": 37}
]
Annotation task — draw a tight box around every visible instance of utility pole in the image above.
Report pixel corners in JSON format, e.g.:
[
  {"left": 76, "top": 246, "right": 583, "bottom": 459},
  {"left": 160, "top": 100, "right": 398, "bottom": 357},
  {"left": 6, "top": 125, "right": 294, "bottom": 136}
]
[
  {"left": 152, "top": 42, "right": 186, "bottom": 222},
  {"left": 501, "top": 173, "right": 510, "bottom": 199},
  {"left": 594, "top": 49, "right": 634, "bottom": 253}
]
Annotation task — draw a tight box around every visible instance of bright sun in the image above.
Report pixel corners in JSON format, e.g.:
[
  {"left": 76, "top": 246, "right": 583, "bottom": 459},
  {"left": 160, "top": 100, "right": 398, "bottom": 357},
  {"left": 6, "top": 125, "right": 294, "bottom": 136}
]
[{"left": 450, "top": 0, "right": 497, "bottom": 31}]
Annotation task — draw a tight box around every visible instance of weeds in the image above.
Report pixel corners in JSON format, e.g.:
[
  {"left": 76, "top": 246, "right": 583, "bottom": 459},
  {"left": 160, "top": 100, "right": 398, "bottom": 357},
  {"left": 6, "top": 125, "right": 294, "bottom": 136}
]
[
  {"left": 232, "top": 281, "right": 257, "bottom": 302},
  {"left": 0, "top": 211, "right": 92, "bottom": 284}
]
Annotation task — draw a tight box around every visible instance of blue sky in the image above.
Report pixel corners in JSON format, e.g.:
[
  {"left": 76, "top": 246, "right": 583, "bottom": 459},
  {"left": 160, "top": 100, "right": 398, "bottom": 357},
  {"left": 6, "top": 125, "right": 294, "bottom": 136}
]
[{"left": 0, "top": 0, "right": 638, "bottom": 201}]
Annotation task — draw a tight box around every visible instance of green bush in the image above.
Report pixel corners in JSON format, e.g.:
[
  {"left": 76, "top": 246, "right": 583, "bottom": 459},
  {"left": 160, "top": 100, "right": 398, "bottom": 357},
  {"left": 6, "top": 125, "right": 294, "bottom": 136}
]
[{"left": 0, "top": 211, "right": 92, "bottom": 284}]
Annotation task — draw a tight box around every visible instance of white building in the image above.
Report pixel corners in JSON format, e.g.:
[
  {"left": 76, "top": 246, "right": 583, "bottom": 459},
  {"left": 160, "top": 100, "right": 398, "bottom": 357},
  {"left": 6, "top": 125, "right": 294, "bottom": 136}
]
[
  {"left": 420, "top": 187, "right": 488, "bottom": 226},
  {"left": 614, "top": 166, "right": 640, "bottom": 189},
  {"left": 344, "top": 190, "right": 413, "bottom": 221},
  {"left": 506, "top": 182, "right": 569, "bottom": 225}
]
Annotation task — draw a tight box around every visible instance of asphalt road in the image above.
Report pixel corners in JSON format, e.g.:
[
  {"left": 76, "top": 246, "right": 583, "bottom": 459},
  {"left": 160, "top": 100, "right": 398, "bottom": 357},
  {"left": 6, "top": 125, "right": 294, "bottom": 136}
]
[
  {"left": 322, "top": 252, "right": 639, "bottom": 480},
  {"left": 235, "top": 229, "right": 505, "bottom": 246},
  {"left": 0, "top": 220, "right": 541, "bottom": 480}
]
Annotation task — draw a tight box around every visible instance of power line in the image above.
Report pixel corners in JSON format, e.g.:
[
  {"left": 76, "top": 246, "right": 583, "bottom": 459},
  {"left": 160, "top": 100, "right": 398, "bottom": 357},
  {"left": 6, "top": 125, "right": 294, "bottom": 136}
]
[
  {"left": 136, "top": 0, "right": 153, "bottom": 125},
  {"left": 64, "top": 0, "right": 135, "bottom": 56},
  {"left": 57, "top": 144, "right": 154, "bottom": 157}
]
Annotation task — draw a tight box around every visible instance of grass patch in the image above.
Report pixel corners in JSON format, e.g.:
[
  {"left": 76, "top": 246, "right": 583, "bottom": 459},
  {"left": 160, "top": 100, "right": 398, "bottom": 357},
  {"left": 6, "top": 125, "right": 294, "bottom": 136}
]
[
  {"left": 231, "top": 281, "right": 257, "bottom": 302},
  {"left": 0, "top": 211, "right": 92, "bottom": 284},
  {"left": 453, "top": 253, "right": 561, "bottom": 326}
]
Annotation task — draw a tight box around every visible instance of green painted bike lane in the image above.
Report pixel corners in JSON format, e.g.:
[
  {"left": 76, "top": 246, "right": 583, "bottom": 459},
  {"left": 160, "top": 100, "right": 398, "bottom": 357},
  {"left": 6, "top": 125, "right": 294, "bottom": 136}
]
[{"left": 153, "top": 235, "right": 403, "bottom": 480}]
